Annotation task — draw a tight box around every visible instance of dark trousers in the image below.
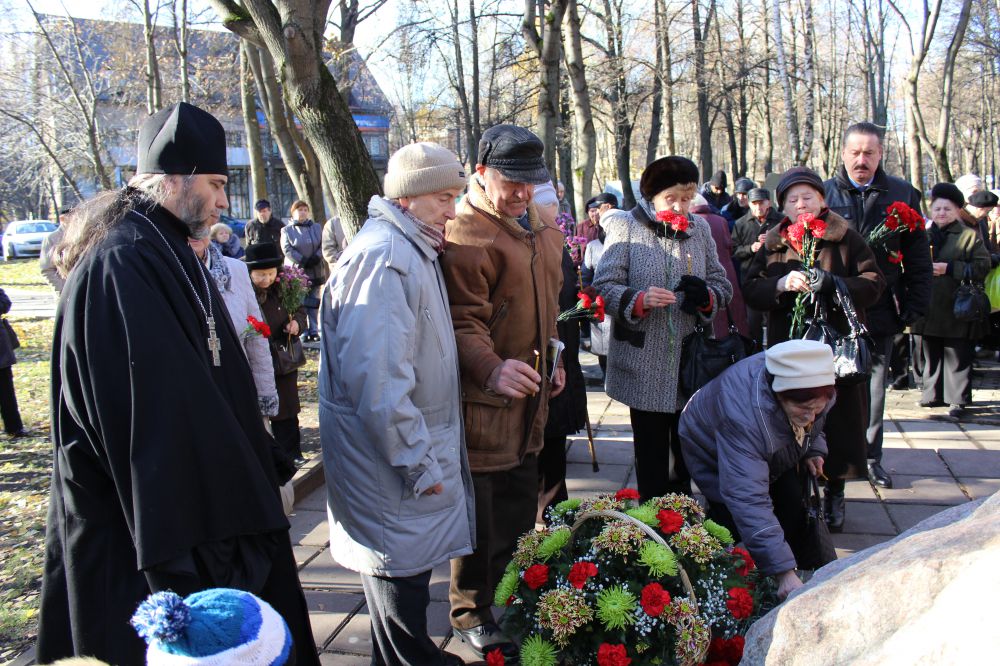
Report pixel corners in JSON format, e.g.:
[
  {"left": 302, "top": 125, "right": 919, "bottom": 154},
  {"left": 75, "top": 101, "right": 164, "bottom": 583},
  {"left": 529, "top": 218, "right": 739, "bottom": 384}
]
[
  {"left": 537, "top": 436, "right": 569, "bottom": 524},
  {"left": 707, "top": 465, "right": 808, "bottom": 570},
  {"left": 629, "top": 409, "right": 691, "bottom": 501},
  {"left": 747, "top": 306, "right": 766, "bottom": 349},
  {"left": 450, "top": 455, "right": 538, "bottom": 630},
  {"left": 866, "top": 335, "right": 893, "bottom": 463},
  {"left": 921, "top": 335, "right": 973, "bottom": 406},
  {"left": 0, "top": 366, "right": 23, "bottom": 433},
  {"left": 271, "top": 416, "right": 302, "bottom": 459},
  {"left": 911, "top": 334, "right": 925, "bottom": 388},
  {"left": 889, "top": 332, "right": 911, "bottom": 387},
  {"left": 362, "top": 570, "right": 444, "bottom": 666}
]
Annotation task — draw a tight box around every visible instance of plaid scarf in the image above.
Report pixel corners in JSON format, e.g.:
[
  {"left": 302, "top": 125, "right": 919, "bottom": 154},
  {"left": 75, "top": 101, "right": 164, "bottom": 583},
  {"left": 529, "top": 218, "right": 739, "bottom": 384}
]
[{"left": 391, "top": 201, "right": 446, "bottom": 254}]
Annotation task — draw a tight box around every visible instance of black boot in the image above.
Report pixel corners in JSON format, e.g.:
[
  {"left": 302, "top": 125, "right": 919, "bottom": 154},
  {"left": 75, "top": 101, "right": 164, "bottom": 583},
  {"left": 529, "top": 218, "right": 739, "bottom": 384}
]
[{"left": 824, "top": 482, "right": 845, "bottom": 533}]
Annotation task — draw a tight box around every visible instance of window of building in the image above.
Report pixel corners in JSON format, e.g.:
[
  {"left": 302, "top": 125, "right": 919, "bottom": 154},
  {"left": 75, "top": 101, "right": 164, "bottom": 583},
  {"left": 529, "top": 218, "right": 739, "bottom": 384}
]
[
  {"left": 226, "top": 131, "right": 244, "bottom": 148},
  {"left": 225, "top": 168, "right": 250, "bottom": 219}
]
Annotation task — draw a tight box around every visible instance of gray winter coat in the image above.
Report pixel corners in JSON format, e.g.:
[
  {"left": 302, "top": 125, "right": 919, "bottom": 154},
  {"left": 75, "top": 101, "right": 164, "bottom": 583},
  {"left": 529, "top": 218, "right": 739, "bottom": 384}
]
[
  {"left": 281, "top": 219, "right": 330, "bottom": 285},
  {"left": 679, "top": 354, "right": 832, "bottom": 575},
  {"left": 592, "top": 204, "right": 733, "bottom": 412},
  {"left": 319, "top": 196, "right": 475, "bottom": 576}
]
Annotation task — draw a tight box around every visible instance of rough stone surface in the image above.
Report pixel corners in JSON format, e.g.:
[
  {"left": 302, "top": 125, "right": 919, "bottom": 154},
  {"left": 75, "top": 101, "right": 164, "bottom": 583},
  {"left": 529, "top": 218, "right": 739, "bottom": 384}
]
[{"left": 741, "top": 493, "right": 999, "bottom": 665}]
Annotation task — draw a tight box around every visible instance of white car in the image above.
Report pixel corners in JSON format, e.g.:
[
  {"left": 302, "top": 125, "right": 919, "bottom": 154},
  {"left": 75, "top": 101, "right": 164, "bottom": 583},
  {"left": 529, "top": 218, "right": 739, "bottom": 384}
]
[{"left": 2, "top": 220, "right": 57, "bottom": 260}]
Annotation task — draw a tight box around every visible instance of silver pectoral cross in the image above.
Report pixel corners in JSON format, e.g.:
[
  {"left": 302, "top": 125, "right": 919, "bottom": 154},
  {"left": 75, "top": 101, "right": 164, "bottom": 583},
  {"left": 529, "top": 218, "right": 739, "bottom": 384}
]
[{"left": 207, "top": 316, "right": 222, "bottom": 366}]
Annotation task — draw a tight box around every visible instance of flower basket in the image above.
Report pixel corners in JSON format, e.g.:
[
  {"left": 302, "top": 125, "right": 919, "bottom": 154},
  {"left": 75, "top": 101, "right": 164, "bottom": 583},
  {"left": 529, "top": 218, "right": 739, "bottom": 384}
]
[{"left": 494, "top": 491, "right": 777, "bottom": 666}]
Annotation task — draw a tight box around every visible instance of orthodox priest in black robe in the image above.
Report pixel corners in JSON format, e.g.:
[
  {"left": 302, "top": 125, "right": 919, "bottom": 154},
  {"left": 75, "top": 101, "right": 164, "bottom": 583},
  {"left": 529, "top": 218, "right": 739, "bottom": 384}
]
[{"left": 36, "top": 102, "right": 320, "bottom": 665}]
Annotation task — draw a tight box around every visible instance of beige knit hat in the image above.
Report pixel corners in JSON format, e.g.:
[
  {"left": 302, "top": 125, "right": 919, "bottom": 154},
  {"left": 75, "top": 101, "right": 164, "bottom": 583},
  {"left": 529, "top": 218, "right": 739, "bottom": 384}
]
[
  {"left": 765, "top": 340, "right": 835, "bottom": 393},
  {"left": 384, "top": 142, "right": 467, "bottom": 199}
]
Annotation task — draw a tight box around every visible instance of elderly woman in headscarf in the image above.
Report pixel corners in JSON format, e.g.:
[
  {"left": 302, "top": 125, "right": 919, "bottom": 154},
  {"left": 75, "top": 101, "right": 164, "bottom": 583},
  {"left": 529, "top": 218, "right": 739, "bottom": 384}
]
[
  {"left": 593, "top": 156, "right": 733, "bottom": 500},
  {"left": 742, "top": 166, "right": 884, "bottom": 531}
]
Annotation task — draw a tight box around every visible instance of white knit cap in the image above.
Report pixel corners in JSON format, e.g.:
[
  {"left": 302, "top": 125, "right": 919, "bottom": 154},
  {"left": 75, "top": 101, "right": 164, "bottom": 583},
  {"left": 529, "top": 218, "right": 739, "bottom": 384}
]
[
  {"left": 384, "top": 142, "right": 467, "bottom": 199},
  {"left": 765, "top": 340, "right": 835, "bottom": 393},
  {"left": 532, "top": 181, "right": 559, "bottom": 207}
]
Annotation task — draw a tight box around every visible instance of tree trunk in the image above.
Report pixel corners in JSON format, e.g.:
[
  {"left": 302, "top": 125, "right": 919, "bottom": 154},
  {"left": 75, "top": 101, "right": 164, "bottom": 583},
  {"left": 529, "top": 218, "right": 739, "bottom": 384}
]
[
  {"left": 663, "top": 24, "right": 675, "bottom": 154},
  {"left": 799, "top": 0, "right": 816, "bottom": 164},
  {"left": 601, "top": 0, "right": 635, "bottom": 208},
  {"left": 142, "top": 0, "right": 163, "bottom": 114},
  {"left": 762, "top": 1, "right": 774, "bottom": 175},
  {"left": 563, "top": 0, "right": 596, "bottom": 216},
  {"left": 645, "top": 0, "right": 665, "bottom": 166},
  {"left": 692, "top": 0, "right": 716, "bottom": 179},
  {"left": 713, "top": 14, "right": 738, "bottom": 182},
  {"left": 448, "top": 0, "right": 476, "bottom": 169},
  {"left": 558, "top": 78, "right": 575, "bottom": 219},
  {"left": 772, "top": 0, "right": 801, "bottom": 164},
  {"left": 523, "top": 0, "right": 568, "bottom": 179},
  {"left": 468, "top": 0, "right": 481, "bottom": 155},
  {"left": 172, "top": 0, "right": 191, "bottom": 103},
  {"left": 240, "top": 43, "right": 267, "bottom": 200}
]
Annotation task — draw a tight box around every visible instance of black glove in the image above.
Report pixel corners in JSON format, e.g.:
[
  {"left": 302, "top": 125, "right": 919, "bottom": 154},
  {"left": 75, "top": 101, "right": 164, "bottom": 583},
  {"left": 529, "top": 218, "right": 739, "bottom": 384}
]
[
  {"left": 990, "top": 253, "right": 1000, "bottom": 269},
  {"left": 304, "top": 254, "right": 320, "bottom": 268},
  {"left": 675, "top": 274, "right": 711, "bottom": 315},
  {"left": 808, "top": 267, "right": 835, "bottom": 294}
]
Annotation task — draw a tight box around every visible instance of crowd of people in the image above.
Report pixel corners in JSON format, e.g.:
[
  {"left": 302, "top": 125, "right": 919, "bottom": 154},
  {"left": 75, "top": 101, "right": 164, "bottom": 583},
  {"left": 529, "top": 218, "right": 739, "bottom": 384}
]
[{"left": 25, "top": 100, "right": 1000, "bottom": 665}]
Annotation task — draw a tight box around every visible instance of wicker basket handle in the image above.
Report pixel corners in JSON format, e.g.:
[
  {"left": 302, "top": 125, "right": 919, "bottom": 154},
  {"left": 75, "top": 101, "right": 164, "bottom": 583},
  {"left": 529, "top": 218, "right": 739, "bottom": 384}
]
[{"left": 570, "top": 509, "right": 699, "bottom": 610}]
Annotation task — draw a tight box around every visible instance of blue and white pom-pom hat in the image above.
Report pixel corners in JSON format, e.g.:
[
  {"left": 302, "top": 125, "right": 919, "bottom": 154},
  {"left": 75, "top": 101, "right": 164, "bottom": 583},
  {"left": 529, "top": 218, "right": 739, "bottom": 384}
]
[{"left": 130, "top": 588, "right": 292, "bottom": 665}]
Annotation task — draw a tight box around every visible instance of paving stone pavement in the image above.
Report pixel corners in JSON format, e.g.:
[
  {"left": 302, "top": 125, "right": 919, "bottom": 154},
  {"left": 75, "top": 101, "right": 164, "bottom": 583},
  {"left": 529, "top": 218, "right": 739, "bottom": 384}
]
[{"left": 294, "top": 352, "right": 1000, "bottom": 664}]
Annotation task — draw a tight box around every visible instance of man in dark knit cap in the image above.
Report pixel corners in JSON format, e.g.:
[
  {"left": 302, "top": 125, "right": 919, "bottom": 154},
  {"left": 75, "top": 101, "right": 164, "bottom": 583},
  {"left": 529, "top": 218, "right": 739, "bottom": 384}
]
[
  {"left": 36, "top": 102, "right": 319, "bottom": 665},
  {"left": 701, "top": 169, "right": 732, "bottom": 212}
]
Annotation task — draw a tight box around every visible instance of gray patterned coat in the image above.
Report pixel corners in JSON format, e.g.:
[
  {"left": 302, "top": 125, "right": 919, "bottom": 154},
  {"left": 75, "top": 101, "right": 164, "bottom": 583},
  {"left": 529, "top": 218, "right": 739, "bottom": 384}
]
[{"left": 593, "top": 204, "right": 733, "bottom": 413}]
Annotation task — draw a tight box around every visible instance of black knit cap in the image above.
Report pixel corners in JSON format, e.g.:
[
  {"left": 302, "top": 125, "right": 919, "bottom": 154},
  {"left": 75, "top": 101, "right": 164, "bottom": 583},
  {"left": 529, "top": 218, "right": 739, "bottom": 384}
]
[
  {"left": 477, "top": 124, "right": 550, "bottom": 185},
  {"left": 931, "top": 183, "right": 965, "bottom": 209},
  {"left": 254, "top": 199, "right": 271, "bottom": 211},
  {"left": 137, "top": 102, "right": 228, "bottom": 177},
  {"left": 969, "top": 190, "right": 999, "bottom": 208},
  {"left": 640, "top": 156, "right": 700, "bottom": 200},
  {"left": 244, "top": 242, "right": 283, "bottom": 270},
  {"left": 775, "top": 166, "right": 825, "bottom": 208},
  {"left": 710, "top": 170, "right": 727, "bottom": 188}
]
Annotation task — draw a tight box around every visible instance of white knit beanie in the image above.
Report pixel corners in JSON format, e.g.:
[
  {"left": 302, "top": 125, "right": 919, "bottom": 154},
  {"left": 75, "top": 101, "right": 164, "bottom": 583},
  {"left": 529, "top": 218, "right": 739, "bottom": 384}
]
[
  {"left": 765, "top": 340, "right": 835, "bottom": 393},
  {"left": 384, "top": 142, "right": 467, "bottom": 199}
]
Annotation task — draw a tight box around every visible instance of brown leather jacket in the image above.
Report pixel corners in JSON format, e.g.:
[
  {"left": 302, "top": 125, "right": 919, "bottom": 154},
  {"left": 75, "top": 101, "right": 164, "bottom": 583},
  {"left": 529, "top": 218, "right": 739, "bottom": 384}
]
[{"left": 441, "top": 178, "right": 565, "bottom": 472}]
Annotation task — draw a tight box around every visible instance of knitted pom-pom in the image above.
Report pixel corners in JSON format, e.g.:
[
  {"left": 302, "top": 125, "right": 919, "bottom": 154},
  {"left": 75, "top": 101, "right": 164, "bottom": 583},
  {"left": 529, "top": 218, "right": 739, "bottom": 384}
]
[{"left": 131, "top": 591, "right": 192, "bottom": 644}]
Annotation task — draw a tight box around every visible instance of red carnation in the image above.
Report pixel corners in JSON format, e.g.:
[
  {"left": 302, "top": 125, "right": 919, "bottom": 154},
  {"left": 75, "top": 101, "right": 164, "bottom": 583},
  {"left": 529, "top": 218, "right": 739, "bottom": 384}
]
[
  {"left": 614, "top": 488, "right": 640, "bottom": 502},
  {"left": 783, "top": 221, "right": 805, "bottom": 245},
  {"left": 724, "top": 636, "right": 745, "bottom": 664},
  {"left": 888, "top": 251, "right": 904, "bottom": 264},
  {"left": 808, "top": 217, "right": 827, "bottom": 238},
  {"left": 567, "top": 561, "right": 598, "bottom": 589},
  {"left": 597, "top": 643, "right": 631, "bottom": 666},
  {"left": 594, "top": 295, "right": 606, "bottom": 322},
  {"left": 523, "top": 564, "right": 549, "bottom": 590},
  {"left": 731, "top": 547, "right": 756, "bottom": 577},
  {"left": 656, "top": 209, "right": 689, "bottom": 233},
  {"left": 796, "top": 212, "right": 816, "bottom": 228},
  {"left": 486, "top": 648, "right": 505, "bottom": 666},
  {"left": 673, "top": 216, "right": 690, "bottom": 233},
  {"left": 884, "top": 211, "right": 900, "bottom": 231},
  {"left": 244, "top": 315, "right": 271, "bottom": 338},
  {"left": 726, "top": 587, "right": 754, "bottom": 619},
  {"left": 640, "top": 582, "right": 671, "bottom": 617},
  {"left": 657, "top": 509, "right": 684, "bottom": 534},
  {"left": 577, "top": 291, "right": 593, "bottom": 309},
  {"left": 706, "top": 635, "right": 745, "bottom": 665}
]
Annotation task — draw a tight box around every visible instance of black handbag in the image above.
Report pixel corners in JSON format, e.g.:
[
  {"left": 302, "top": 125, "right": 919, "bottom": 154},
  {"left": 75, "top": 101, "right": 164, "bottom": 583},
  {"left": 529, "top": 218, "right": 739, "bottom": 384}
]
[
  {"left": 1, "top": 318, "right": 19, "bottom": 350},
  {"left": 273, "top": 335, "right": 306, "bottom": 376},
  {"left": 802, "top": 277, "right": 873, "bottom": 386},
  {"left": 679, "top": 305, "right": 754, "bottom": 398},
  {"left": 953, "top": 264, "right": 990, "bottom": 323},
  {"left": 794, "top": 474, "right": 838, "bottom": 570}
]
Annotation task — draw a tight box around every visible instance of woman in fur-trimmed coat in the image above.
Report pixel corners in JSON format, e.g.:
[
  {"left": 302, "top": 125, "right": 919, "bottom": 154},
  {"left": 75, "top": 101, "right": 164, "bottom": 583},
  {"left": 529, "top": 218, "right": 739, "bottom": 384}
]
[{"left": 593, "top": 156, "right": 732, "bottom": 500}]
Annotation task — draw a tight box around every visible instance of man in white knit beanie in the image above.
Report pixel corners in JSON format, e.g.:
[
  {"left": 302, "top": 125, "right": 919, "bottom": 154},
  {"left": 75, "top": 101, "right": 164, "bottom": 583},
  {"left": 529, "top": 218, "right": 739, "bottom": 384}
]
[{"left": 319, "top": 142, "right": 473, "bottom": 665}]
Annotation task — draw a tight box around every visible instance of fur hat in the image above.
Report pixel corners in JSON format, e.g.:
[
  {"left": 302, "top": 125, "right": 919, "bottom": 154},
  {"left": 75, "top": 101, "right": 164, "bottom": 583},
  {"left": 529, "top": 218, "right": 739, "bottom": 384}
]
[
  {"left": 775, "top": 166, "right": 825, "bottom": 208},
  {"left": 931, "top": 182, "right": 965, "bottom": 209},
  {"left": 244, "top": 242, "right": 283, "bottom": 270},
  {"left": 765, "top": 340, "right": 835, "bottom": 393},
  {"left": 639, "top": 156, "right": 700, "bottom": 200},
  {"left": 131, "top": 589, "right": 291, "bottom": 664},
  {"left": 384, "top": 142, "right": 467, "bottom": 199}
]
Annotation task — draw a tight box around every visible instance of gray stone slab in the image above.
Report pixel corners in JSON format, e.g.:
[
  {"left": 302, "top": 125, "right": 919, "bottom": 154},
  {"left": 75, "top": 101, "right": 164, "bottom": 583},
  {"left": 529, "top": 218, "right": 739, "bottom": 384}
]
[
  {"left": 297, "top": 486, "right": 329, "bottom": 511},
  {"left": 299, "top": 552, "right": 366, "bottom": 590},
  {"left": 328, "top": 613, "right": 374, "bottom": 655},
  {"left": 880, "top": 448, "right": 951, "bottom": 477},
  {"left": 884, "top": 503, "right": 952, "bottom": 532},
  {"left": 843, "top": 478, "right": 879, "bottom": 502},
  {"left": 956, "top": 477, "right": 1000, "bottom": 500},
  {"left": 566, "top": 437, "right": 634, "bottom": 465},
  {"left": 429, "top": 561, "right": 451, "bottom": 603},
  {"left": 294, "top": 545, "right": 324, "bottom": 569},
  {"left": 960, "top": 423, "right": 1000, "bottom": 440},
  {"left": 289, "top": 508, "right": 330, "bottom": 547},
  {"left": 565, "top": 462, "right": 630, "bottom": 495},
  {"left": 319, "top": 652, "right": 371, "bottom": 665},
  {"left": 881, "top": 434, "right": 911, "bottom": 449},
  {"left": 427, "top": 601, "right": 455, "bottom": 647},
  {"left": 305, "top": 590, "right": 365, "bottom": 649},
  {"left": 939, "top": 449, "right": 1000, "bottom": 477},
  {"left": 907, "top": 436, "right": 979, "bottom": 451},
  {"left": 877, "top": 475, "right": 970, "bottom": 505},
  {"left": 896, "top": 419, "right": 968, "bottom": 437},
  {"left": 830, "top": 532, "right": 892, "bottom": 559},
  {"left": 841, "top": 501, "right": 896, "bottom": 536}
]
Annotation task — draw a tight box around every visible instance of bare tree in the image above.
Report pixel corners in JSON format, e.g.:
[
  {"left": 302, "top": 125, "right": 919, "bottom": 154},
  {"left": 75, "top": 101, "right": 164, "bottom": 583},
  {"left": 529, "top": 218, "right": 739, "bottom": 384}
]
[
  {"left": 563, "top": 0, "right": 597, "bottom": 215},
  {"left": 170, "top": 0, "right": 191, "bottom": 102},
  {"left": 207, "top": 0, "right": 382, "bottom": 234},
  {"left": 137, "top": 0, "right": 164, "bottom": 113},
  {"left": 240, "top": 43, "right": 267, "bottom": 200},
  {"left": 692, "top": 0, "right": 717, "bottom": 178},
  {"left": 523, "top": 0, "right": 568, "bottom": 178},
  {"left": 772, "top": 0, "right": 802, "bottom": 164}
]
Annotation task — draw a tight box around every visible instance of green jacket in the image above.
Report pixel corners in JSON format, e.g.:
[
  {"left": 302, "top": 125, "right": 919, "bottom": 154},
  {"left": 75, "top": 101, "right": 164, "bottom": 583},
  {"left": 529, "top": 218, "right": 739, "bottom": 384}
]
[{"left": 912, "top": 220, "right": 991, "bottom": 339}]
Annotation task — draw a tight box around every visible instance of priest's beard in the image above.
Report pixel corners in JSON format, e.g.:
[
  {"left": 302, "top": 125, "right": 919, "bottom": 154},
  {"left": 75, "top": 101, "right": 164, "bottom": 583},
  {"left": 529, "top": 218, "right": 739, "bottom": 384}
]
[{"left": 173, "top": 181, "right": 213, "bottom": 240}]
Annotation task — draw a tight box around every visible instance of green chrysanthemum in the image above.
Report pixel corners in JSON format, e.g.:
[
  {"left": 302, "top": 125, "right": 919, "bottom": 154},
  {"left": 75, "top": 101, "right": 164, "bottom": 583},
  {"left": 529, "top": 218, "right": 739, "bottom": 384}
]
[
  {"left": 520, "top": 634, "right": 559, "bottom": 666},
  {"left": 512, "top": 529, "right": 548, "bottom": 568},
  {"left": 536, "top": 588, "right": 593, "bottom": 646},
  {"left": 494, "top": 568, "right": 520, "bottom": 607},
  {"left": 670, "top": 524, "right": 722, "bottom": 564},
  {"left": 595, "top": 585, "right": 637, "bottom": 631},
  {"left": 551, "top": 497, "right": 582, "bottom": 521},
  {"left": 536, "top": 527, "right": 571, "bottom": 561},
  {"left": 592, "top": 519, "right": 645, "bottom": 556},
  {"left": 703, "top": 519, "right": 734, "bottom": 544},
  {"left": 625, "top": 504, "right": 659, "bottom": 528},
  {"left": 638, "top": 540, "right": 678, "bottom": 577}
]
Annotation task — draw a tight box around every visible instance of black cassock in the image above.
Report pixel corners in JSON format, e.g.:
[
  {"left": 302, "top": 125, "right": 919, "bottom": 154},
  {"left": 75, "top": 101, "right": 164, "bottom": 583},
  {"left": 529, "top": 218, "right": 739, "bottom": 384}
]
[{"left": 36, "top": 200, "right": 319, "bottom": 665}]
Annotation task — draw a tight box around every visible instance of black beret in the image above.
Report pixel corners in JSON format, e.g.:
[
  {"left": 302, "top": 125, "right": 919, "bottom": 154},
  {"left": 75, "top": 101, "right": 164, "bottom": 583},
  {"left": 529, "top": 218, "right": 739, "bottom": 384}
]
[
  {"left": 137, "top": 102, "right": 228, "bottom": 177},
  {"left": 968, "top": 190, "right": 999, "bottom": 208},
  {"left": 931, "top": 183, "right": 965, "bottom": 209},
  {"left": 639, "top": 156, "right": 700, "bottom": 200},
  {"left": 244, "top": 242, "right": 283, "bottom": 270},
  {"left": 593, "top": 192, "right": 619, "bottom": 208},
  {"left": 775, "top": 166, "right": 825, "bottom": 208},
  {"left": 477, "top": 124, "right": 549, "bottom": 185}
]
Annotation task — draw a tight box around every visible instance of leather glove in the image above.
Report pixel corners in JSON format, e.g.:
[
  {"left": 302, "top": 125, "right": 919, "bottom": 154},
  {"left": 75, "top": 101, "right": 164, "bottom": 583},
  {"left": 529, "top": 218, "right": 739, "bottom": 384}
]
[
  {"left": 808, "top": 267, "right": 835, "bottom": 294},
  {"left": 304, "top": 254, "right": 320, "bottom": 268},
  {"left": 675, "top": 274, "right": 710, "bottom": 315}
]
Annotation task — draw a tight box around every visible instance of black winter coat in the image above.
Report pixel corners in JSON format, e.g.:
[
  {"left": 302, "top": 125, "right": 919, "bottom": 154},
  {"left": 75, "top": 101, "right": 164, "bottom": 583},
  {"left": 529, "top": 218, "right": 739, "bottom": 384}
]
[
  {"left": 0, "top": 288, "right": 16, "bottom": 369},
  {"left": 545, "top": 250, "right": 588, "bottom": 438},
  {"left": 823, "top": 165, "right": 932, "bottom": 336},
  {"left": 731, "top": 209, "right": 783, "bottom": 279},
  {"left": 256, "top": 283, "right": 308, "bottom": 421}
]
